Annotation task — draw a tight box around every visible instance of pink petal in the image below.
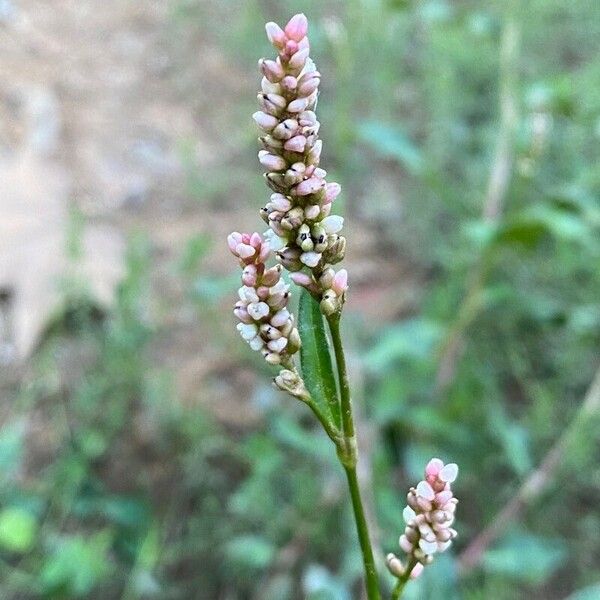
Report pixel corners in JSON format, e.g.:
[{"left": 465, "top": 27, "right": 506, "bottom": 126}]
[
  {"left": 287, "top": 97, "right": 309, "bottom": 113},
  {"left": 284, "top": 13, "right": 308, "bottom": 42},
  {"left": 439, "top": 463, "right": 458, "bottom": 483},
  {"left": 410, "top": 563, "right": 424, "bottom": 579},
  {"left": 332, "top": 269, "right": 348, "bottom": 295},
  {"left": 265, "top": 21, "right": 286, "bottom": 46},
  {"left": 289, "top": 47, "right": 310, "bottom": 70},
  {"left": 284, "top": 135, "right": 307, "bottom": 153},
  {"left": 324, "top": 182, "right": 341, "bottom": 204},
  {"left": 227, "top": 232, "right": 243, "bottom": 253},
  {"left": 435, "top": 490, "right": 453, "bottom": 506},
  {"left": 399, "top": 534, "right": 413, "bottom": 553},
  {"left": 290, "top": 272, "right": 313, "bottom": 288},
  {"left": 295, "top": 176, "right": 324, "bottom": 196},
  {"left": 425, "top": 458, "right": 444, "bottom": 477},
  {"left": 236, "top": 244, "right": 256, "bottom": 259},
  {"left": 416, "top": 481, "right": 435, "bottom": 501}
]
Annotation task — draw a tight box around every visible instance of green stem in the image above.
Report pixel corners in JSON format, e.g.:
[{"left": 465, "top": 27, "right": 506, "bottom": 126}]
[
  {"left": 390, "top": 577, "right": 407, "bottom": 600},
  {"left": 344, "top": 465, "right": 381, "bottom": 600},
  {"left": 327, "top": 314, "right": 381, "bottom": 600},
  {"left": 390, "top": 556, "right": 418, "bottom": 600},
  {"left": 327, "top": 314, "right": 354, "bottom": 439}
]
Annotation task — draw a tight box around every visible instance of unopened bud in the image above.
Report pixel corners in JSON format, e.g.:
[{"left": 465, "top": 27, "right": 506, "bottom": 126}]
[{"left": 273, "top": 368, "right": 309, "bottom": 400}]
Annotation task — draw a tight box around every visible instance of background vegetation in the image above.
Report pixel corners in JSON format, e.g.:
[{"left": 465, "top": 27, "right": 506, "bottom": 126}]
[{"left": 1, "top": 0, "right": 599, "bottom": 598}]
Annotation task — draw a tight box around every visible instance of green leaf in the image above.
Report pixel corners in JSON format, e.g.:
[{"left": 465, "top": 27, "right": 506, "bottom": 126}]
[
  {"left": 225, "top": 535, "right": 275, "bottom": 571},
  {"left": 357, "top": 121, "right": 423, "bottom": 174},
  {"left": 0, "top": 507, "right": 37, "bottom": 553},
  {"left": 495, "top": 219, "right": 548, "bottom": 248},
  {"left": 298, "top": 290, "right": 340, "bottom": 427},
  {"left": 483, "top": 531, "right": 568, "bottom": 584},
  {"left": 487, "top": 402, "right": 532, "bottom": 476},
  {"left": 364, "top": 318, "right": 443, "bottom": 374},
  {"left": 40, "top": 532, "right": 112, "bottom": 597}
]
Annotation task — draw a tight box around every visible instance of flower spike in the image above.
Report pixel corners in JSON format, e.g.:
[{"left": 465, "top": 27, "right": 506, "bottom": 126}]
[
  {"left": 254, "top": 13, "right": 347, "bottom": 315},
  {"left": 387, "top": 458, "right": 459, "bottom": 581},
  {"left": 229, "top": 232, "right": 300, "bottom": 365}
]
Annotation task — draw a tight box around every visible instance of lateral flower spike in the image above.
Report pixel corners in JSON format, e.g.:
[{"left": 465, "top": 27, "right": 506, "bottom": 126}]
[
  {"left": 387, "top": 459, "right": 459, "bottom": 581},
  {"left": 255, "top": 13, "right": 347, "bottom": 315},
  {"left": 228, "top": 232, "right": 301, "bottom": 365}
]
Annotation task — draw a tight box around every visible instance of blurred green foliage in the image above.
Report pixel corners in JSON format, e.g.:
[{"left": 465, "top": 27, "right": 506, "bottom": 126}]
[{"left": 2, "top": 0, "right": 600, "bottom": 598}]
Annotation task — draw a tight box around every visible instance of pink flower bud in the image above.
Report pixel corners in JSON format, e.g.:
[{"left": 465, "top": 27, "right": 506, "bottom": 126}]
[
  {"left": 265, "top": 21, "right": 286, "bottom": 47},
  {"left": 262, "top": 266, "right": 282, "bottom": 287},
  {"left": 252, "top": 111, "right": 278, "bottom": 131},
  {"left": 298, "top": 72, "right": 321, "bottom": 97},
  {"left": 249, "top": 232, "right": 262, "bottom": 248},
  {"left": 270, "top": 194, "right": 292, "bottom": 212},
  {"left": 281, "top": 76, "right": 297, "bottom": 91},
  {"left": 295, "top": 176, "right": 325, "bottom": 196},
  {"left": 284, "top": 13, "right": 308, "bottom": 42},
  {"left": 324, "top": 182, "right": 341, "bottom": 204},
  {"left": 259, "top": 58, "right": 285, "bottom": 82},
  {"left": 236, "top": 243, "right": 255, "bottom": 259},
  {"left": 258, "top": 151, "right": 287, "bottom": 171},
  {"left": 287, "top": 97, "right": 310, "bottom": 113},
  {"left": 416, "top": 481, "right": 435, "bottom": 501},
  {"left": 399, "top": 535, "right": 413, "bottom": 553},
  {"left": 248, "top": 301, "right": 270, "bottom": 320},
  {"left": 332, "top": 269, "right": 348, "bottom": 295},
  {"left": 242, "top": 265, "right": 258, "bottom": 286},
  {"left": 290, "top": 272, "right": 315, "bottom": 290},
  {"left": 304, "top": 205, "right": 320, "bottom": 220},
  {"left": 284, "top": 135, "right": 307, "bottom": 153},
  {"left": 271, "top": 308, "right": 291, "bottom": 328},
  {"left": 300, "top": 251, "right": 321, "bottom": 268},
  {"left": 298, "top": 110, "right": 317, "bottom": 126},
  {"left": 234, "top": 307, "right": 253, "bottom": 325},
  {"left": 258, "top": 93, "right": 286, "bottom": 115},
  {"left": 425, "top": 458, "right": 444, "bottom": 477},
  {"left": 322, "top": 215, "right": 344, "bottom": 234},
  {"left": 410, "top": 563, "right": 424, "bottom": 579},
  {"left": 260, "top": 77, "right": 279, "bottom": 95},
  {"left": 435, "top": 491, "right": 453, "bottom": 506},
  {"left": 268, "top": 337, "right": 288, "bottom": 353},
  {"left": 284, "top": 39, "right": 298, "bottom": 55},
  {"left": 256, "top": 285, "right": 270, "bottom": 300},
  {"left": 227, "top": 232, "right": 243, "bottom": 254},
  {"left": 439, "top": 463, "right": 459, "bottom": 483},
  {"left": 272, "top": 119, "right": 299, "bottom": 140},
  {"left": 289, "top": 47, "right": 310, "bottom": 70},
  {"left": 307, "top": 139, "right": 322, "bottom": 164}
]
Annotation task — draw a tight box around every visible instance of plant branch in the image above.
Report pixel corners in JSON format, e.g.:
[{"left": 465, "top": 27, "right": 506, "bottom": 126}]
[
  {"left": 328, "top": 314, "right": 355, "bottom": 440},
  {"left": 390, "top": 556, "right": 418, "bottom": 600},
  {"left": 458, "top": 364, "right": 600, "bottom": 573},
  {"left": 328, "top": 314, "right": 381, "bottom": 600},
  {"left": 344, "top": 464, "right": 382, "bottom": 600}
]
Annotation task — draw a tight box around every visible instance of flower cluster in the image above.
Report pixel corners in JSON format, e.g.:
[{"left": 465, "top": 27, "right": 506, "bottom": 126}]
[
  {"left": 253, "top": 13, "right": 348, "bottom": 315},
  {"left": 228, "top": 232, "right": 300, "bottom": 365},
  {"left": 387, "top": 459, "right": 459, "bottom": 581}
]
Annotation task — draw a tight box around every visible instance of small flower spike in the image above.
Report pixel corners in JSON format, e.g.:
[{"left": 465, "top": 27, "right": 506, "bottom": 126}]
[
  {"left": 228, "top": 232, "right": 301, "bottom": 365},
  {"left": 387, "top": 459, "right": 459, "bottom": 581},
  {"left": 255, "top": 14, "right": 348, "bottom": 315}
]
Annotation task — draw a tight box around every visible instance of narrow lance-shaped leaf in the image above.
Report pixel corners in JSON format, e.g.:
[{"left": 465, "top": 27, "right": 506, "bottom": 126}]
[{"left": 298, "top": 289, "right": 341, "bottom": 428}]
